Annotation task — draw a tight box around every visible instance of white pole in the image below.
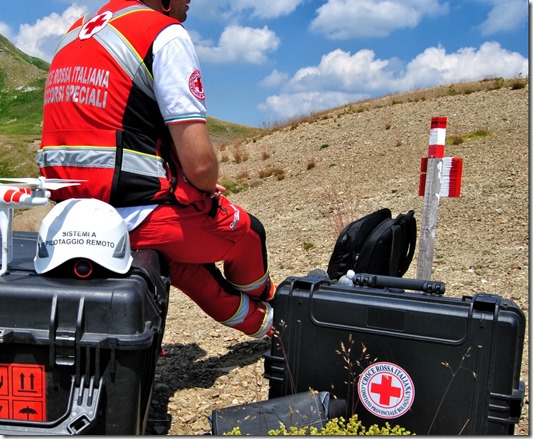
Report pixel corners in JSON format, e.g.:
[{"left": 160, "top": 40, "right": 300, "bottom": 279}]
[{"left": 417, "top": 117, "right": 447, "bottom": 280}]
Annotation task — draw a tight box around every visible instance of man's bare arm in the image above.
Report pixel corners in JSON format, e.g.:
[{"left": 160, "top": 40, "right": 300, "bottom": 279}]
[{"left": 168, "top": 122, "right": 219, "bottom": 194}]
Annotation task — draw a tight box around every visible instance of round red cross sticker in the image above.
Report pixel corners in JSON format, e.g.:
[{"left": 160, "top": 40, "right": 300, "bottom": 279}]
[
  {"left": 358, "top": 362, "right": 415, "bottom": 419},
  {"left": 189, "top": 69, "right": 205, "bottom": 100},
  {"left": 79, "top": 11, "right": 113, "bottom": 40}
]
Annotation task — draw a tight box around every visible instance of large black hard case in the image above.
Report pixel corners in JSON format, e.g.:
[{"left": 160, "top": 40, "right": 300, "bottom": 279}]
[
  {"left": 264, "top": 274, "right": 526, "bottom": 435},
  {"left": 0, "top": 231, "right": 171, "bottom": 435}
]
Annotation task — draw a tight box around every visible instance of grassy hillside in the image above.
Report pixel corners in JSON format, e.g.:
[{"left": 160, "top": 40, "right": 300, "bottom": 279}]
[
  {"left": 0, "top": 34, "right": 527, "bottom": 181},
  {"left": 0, "top": 34, "right": 263, "bottom": 177},
  {"left": 0, "top": 35, "right": 49, "bottom": 72},
  {"left": 0, "top": 35, "right": 48, "bottom": 139}
]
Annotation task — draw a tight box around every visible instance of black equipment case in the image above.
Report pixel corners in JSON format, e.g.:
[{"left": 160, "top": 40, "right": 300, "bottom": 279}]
[
  {"left": 0, "top": 231, "right": 171, "bottom": 435},
  {"left": 264, "top": 273, "right": 526, "bottom": 435},
  {"left": 210, "top": 390, "right": 347, "bottom": 435}
]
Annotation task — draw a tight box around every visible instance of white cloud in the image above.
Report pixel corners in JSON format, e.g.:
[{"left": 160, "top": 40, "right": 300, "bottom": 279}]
[
  {"left": 195, "top": 25, "right": 280, "bottom": 64},
  {"left": 259, "top": 42, "right": 528, "bottom": 121},
  {"left": 227, "top": 0, "right": 304, "bottom": 19},
  {"left": 477, "top": 0, "right": 528, "bottom": 35},
  {"left": 187, "top": 29, "right": 214, "bottom": 49},
  {"left": 398, "top": 42, "right": 529, "bottom": 89},
  {"left": 190, "top": 0, "right": 304, "bottom": 19},
  {"left": 289, "top": 49, "right": 397, "bottom": 92},
  {"left": 0, "top": 22, "right": 13, "bottom": 41},
  {"left": 258, "top": 91, "right": 367, "bottom": 121},
  {"left": 13, "top": 6, "right": 87, "bottom": 62},
  {"left": 310, "top": 0, "right": 448, "bottom": 39},
  {"left": 260, "top": 70, "right": 290, "bottom": 88}
]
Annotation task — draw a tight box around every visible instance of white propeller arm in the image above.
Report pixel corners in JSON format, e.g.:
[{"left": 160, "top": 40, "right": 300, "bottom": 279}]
[{"left": 0, "top": 177, "right": 85, "bottom": 276}]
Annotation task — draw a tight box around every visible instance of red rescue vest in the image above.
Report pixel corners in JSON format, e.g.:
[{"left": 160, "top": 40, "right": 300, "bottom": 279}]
[{"left": 38, "top": 0, "right": 205, "bottom": 206}]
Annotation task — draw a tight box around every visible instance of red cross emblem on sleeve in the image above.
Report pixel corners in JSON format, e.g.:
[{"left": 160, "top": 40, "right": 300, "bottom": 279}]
[{"left": 189, "top": 70, "right": 206, "bottom": 100}]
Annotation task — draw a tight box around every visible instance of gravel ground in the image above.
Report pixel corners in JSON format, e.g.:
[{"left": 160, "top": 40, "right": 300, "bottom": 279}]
[{"left": 14, "top": 80, "right": 529, "bottom": 435}]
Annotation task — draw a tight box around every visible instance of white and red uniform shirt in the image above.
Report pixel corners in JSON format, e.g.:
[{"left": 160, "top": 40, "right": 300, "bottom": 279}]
[{"left": 153, "top": 24, "right": 206, "bottom": 124}]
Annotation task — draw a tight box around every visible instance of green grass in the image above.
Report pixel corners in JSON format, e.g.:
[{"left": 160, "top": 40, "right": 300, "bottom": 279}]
[
  {"left": 0, "top": 135, "right": 40, "bottom": 178},
  {"left": 0, "top": 78, "right": 45, "bottom": 137},
  {"left": 0, "top": 35, "right": 49, "bottom": 71},
  {"left": 446, "top": 129, "right": 490, "bottom": 146},
  {"left": 207, "top": 116, "right": 264, "bottom": 142},
  {"left": 463, "top": 129, "right": 490, "bottom": 141}
]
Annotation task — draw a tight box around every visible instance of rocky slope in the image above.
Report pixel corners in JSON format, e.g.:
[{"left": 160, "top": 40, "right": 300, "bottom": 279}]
[{"left": 13, "top": 80, "right": 529, "bottom": 435}]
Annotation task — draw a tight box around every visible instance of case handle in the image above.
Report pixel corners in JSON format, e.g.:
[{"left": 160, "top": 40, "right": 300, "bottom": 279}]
[
  {"left": 353, "top": 273, "right": 446, "bottom": 295},
  {"left": 0, "top": 376, "right": 104, "bottom": 435}
]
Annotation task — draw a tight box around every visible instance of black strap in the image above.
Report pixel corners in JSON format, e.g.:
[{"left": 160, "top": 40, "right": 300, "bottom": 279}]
[
  {"left": 387, "top": 211, "right": 417, "bottom": 277},
  {"left": 397, "top": 211, "right": 417, "bottom": 276},
  {"left": 208, "top": 195, "right": 219, "bottom": 218},
  {"left": 203, "top": 262, "right": 242, "bottom": 296},
  {"left": 354, "top": 218, "right": 394, "bottom": 274},
  {"left": 159, "top": 140, "right": 179, "bottom": 194},
  {"left": 388, "top": 223, "right": 401, "bottom": 276}
]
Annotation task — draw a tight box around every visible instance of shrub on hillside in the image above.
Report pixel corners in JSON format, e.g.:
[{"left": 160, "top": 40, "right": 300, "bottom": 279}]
[{"left": 224, "top": 413, "right": 413, "bottom": 435}]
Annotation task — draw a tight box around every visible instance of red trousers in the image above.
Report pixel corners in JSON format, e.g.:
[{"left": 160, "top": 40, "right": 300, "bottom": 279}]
[{"left": 129, "top": 194, "right": 274, "bottom": 337}]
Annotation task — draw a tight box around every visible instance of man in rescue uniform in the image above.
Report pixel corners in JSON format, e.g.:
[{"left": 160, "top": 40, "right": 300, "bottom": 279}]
[{"left": 38, "top": 0, "right": 275, "bottom": 338}]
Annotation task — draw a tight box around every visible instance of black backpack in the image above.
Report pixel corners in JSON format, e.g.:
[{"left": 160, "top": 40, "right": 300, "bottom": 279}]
[{"left": 327, "top": 208, "right": 417, "bottom": 280}]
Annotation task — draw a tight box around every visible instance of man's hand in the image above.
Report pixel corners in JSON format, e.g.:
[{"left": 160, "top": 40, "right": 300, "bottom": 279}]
[{"left": 212, "top": 183, "right": 226, "bottom": 197}]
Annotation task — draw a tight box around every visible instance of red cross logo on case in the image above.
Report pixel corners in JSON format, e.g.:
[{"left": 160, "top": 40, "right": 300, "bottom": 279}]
[{"left": 358, "top": 362, "right": 415, "bottom": 419}]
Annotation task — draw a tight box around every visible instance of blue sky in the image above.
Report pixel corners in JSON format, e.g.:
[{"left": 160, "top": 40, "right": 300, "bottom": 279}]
[{"left": 0, "top": 0, "right": 529, "bottom": 127}]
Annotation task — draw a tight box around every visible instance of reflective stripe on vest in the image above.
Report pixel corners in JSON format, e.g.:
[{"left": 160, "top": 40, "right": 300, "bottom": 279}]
[
  {"left": 122, "top": 149, "right": 166, "bottom": 178},
  {"left": 37, "top": 146, "right": 167, "bottom": 178},
  {"left": 38, "top": 146, "right": 115, "bottom": 168}
]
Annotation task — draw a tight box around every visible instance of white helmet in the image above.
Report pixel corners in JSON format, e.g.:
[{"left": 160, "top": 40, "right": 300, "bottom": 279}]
[{"left": 34, "top": 198, "right": 133, "bottom": 277}]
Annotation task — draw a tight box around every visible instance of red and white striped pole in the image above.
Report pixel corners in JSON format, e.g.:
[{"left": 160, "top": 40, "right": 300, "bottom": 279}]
[
  {"left": 417, "top": 117, "right": 463, "bottom": 280},
  {"left": 428, "top": 116, "right": 447, "bottom": 158}
]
